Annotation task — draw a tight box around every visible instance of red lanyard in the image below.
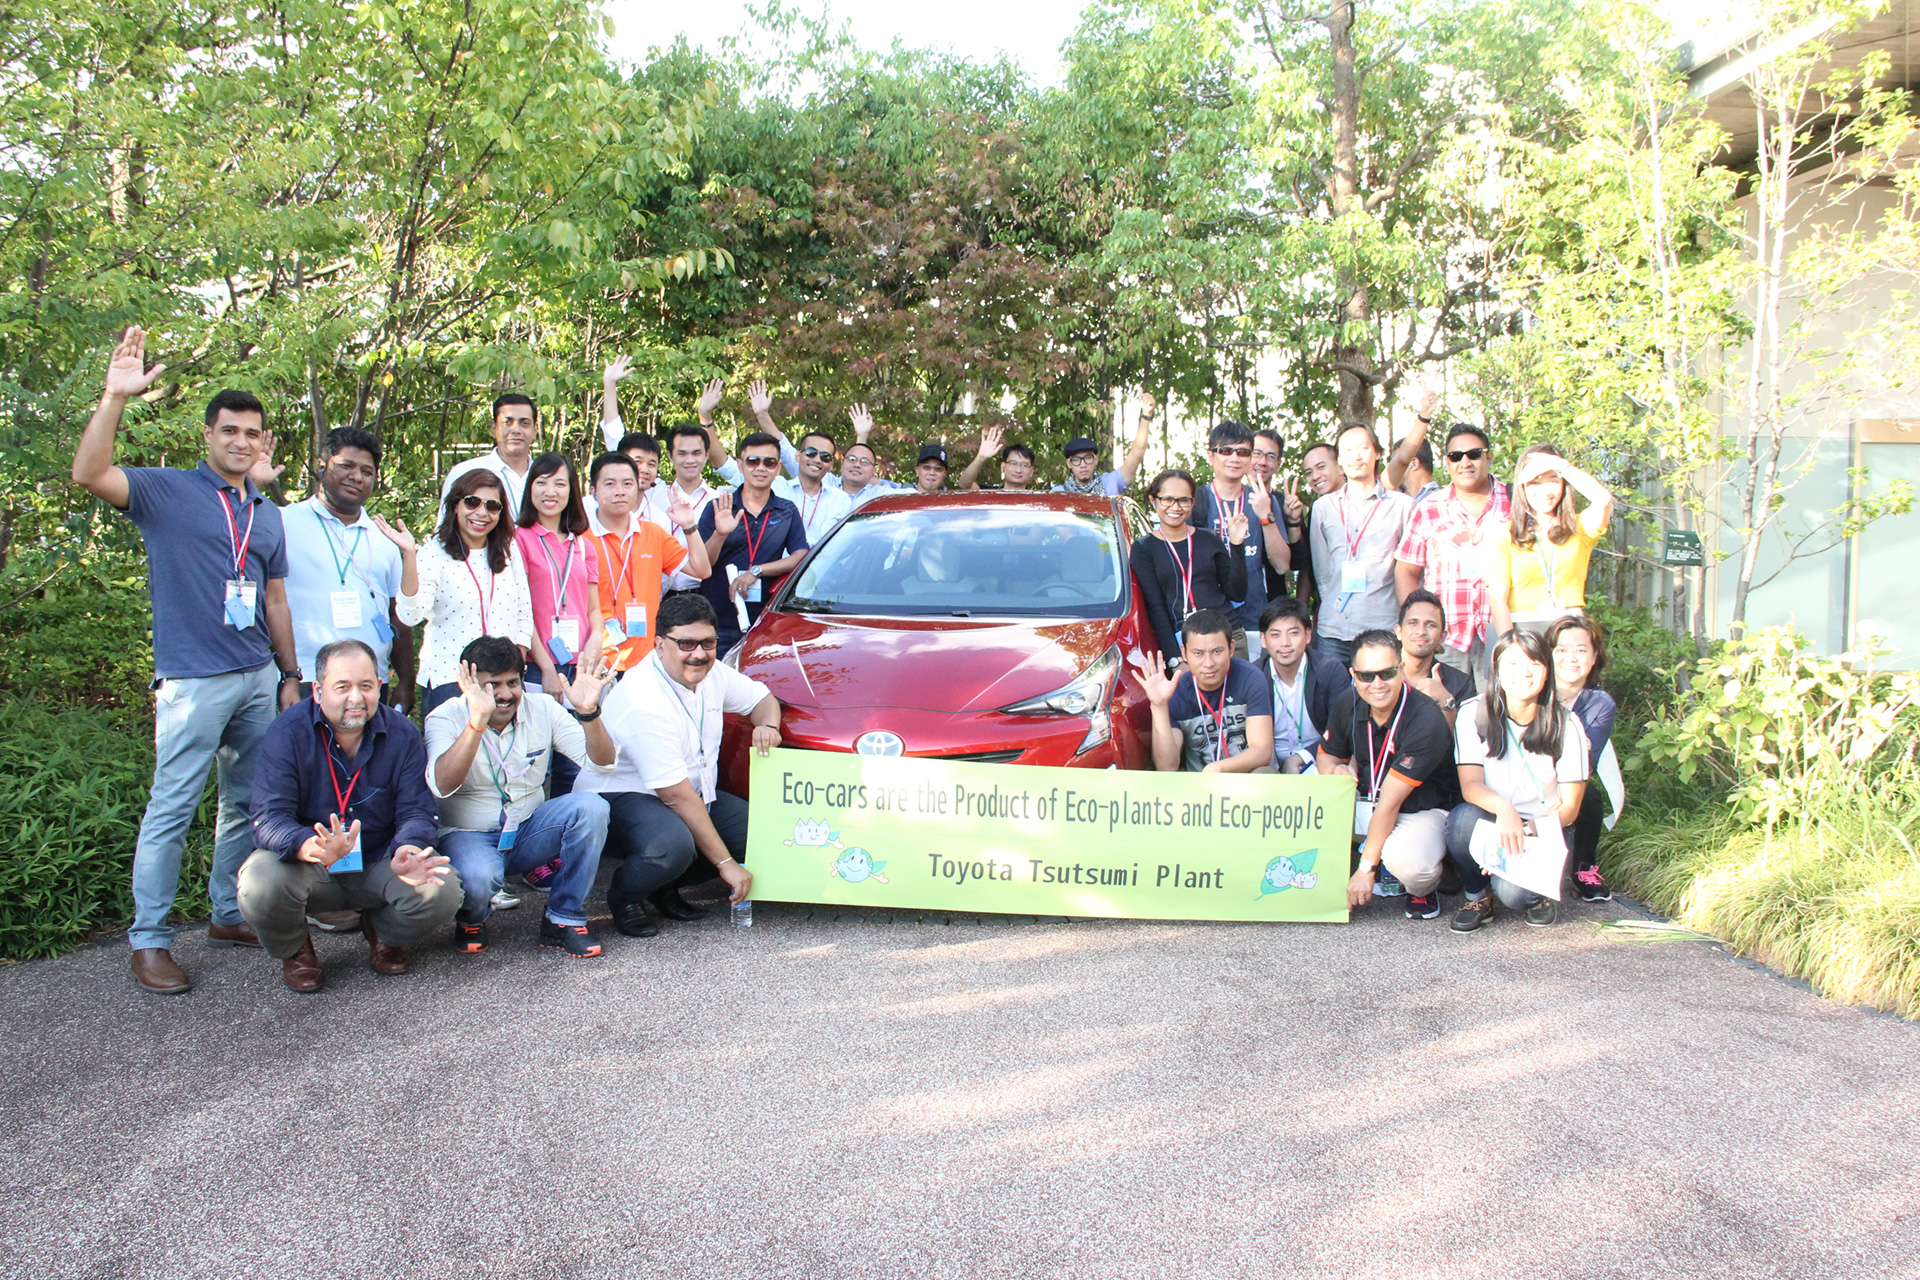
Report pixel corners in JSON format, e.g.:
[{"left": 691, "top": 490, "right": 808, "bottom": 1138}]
[
  {"left": 1341, "top": 487, "right": 1384, "bottom": 557},
  {"left": 537, "top": 530, "right": 578, "bottom": 615},
  {"left": 741, "top": 499, "right": 773, "bottom": 565},
  {"left": 606, "top": 530, "right": 639, "bottom": 602},
  {"left": 1194, "top": 678, "right": 1232, "bottom": 763},
  {"left": 1362, "top": 690, "right": 1409, "bottom": 802},
  {"left": 800, "top": 485, "right": 824, "bottom": 529},
  {"left": 217, "top": 487, "right": 257, "bottom": 576},
  {"left": 323, "top": 730, "right": 365, "bottom": 819},
  {"left": 1209, "top": 481, "right": 1244, "bottom": 529},
  {"left": 1162, "top": 532, "right": 1196, "bottom": 613},
  {"left": 462, "top": 555, "right": 496, "bottom": 635}
]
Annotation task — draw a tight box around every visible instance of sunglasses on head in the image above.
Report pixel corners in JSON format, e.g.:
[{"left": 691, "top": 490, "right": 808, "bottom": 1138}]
[
  {"left": 800, "top": 446, "right": 834, "bottom": 459},
  {"left": 1213, "top": 445, "right": 1253, "bottom": 457},
  {"left": 1351, "top": 666, "right": 1399, "bottom": 685},
  {"left": 741, "top": 455, "right": 781, "bottom": 468},
  {"left": 1446, "top": 447, "right": 1488, "bottom": 462},
  {"left": 459, "top": 495, "right": 504, "bottom": 514},
  {"left": 669, "top": 635, "right": 720, "bottom": 654}
]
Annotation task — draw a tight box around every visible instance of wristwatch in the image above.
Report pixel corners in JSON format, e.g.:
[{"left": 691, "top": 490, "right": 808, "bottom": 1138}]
[
  {"left": 278, "top": 666, "right": 303, "bottom": 684},
  {"left": 749, "top": 565, "right": 763, "bottom": 579},
  {"left": 572, "top": 706, "right": 602, "bottom": 722}
]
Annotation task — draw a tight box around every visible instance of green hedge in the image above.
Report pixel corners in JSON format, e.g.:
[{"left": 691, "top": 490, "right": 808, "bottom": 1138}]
[{"left": 0, "top": 577, "right": 156, "bottom": 713}]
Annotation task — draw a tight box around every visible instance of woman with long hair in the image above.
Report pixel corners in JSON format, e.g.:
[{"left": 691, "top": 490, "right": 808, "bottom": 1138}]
[
  {"left": 1130, "top": 469, "right": 1248, "bottom": 667},
  {"left": 514, "top": 453, "right": 604, "bottom": 798},
  {"left": 1548, "top": 614, "right": 1620, "bottom": 902},
  {"left": 1446, "top": 629, "right": 1591, "bottom": 932},
  {"left": 1488, "top": 444, "right": 1613, "bottom": 640},
  {"left": 395, "top": 470, "right": 535, "bottom": 716}
]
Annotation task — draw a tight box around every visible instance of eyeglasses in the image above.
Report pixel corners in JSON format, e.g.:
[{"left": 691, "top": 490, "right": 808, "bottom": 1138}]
[
  {"left": 1351, "top": 667, "right": 1399, "bottom": 684},
  {"left": 1213, "top": 445, "right": 1253, "bottom": 457},
  {"left": 669, "top": 636, "right": 720, "bottom": 654},
  {"left": 1446, "top": 447, "right": 1488, "bottom": 462},
  {"left": 1153, "top": 495, "right": 1195, "bottom": 507},
  {"left": 459, "top": 495, "right": 504, "bottom": 514},
  {"left": 741, "top": 455, "right": 781, "bottom": 468},
  {"left": 800, "top": 446, "right": 834, "bottom": 459}
]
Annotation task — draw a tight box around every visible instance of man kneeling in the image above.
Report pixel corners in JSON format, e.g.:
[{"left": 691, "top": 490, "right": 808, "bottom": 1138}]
[
  {"left": 576, "top": 594, "right": 781, "bottom": 936},
  {"left": 425, "top": 636, "right": 616, "bottom": 958},
  {"left": 239, "top": 640, "right": 458, "bottom": 992}
]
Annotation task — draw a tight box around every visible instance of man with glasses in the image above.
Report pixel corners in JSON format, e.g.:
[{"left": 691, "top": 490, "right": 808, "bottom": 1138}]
[
  {"left": 1192, "top": 421, "right": 1290, "bottom": 656},
  {"left": 1053, "top": 394, "right": 1157, "bottom": 496},
  {"left": 1317, "top": 629, "right": 1457, "bottom": 921},
  {"left": 1393, "top": 421, "right": 1508, "bottom": 687},
  {"left": 839, "top": 404, "right": 912, "bottom": 507},
  {"left": 955, "top": 426, "right": 1038, "bottom": 493},
  {"left": 697, "top": 432, "right": 810, "bottom": 654},
  {"left": 579, "top": 594, "right": 783, "bottom": 936},
  {"left": 1249, "top": 428, "right": 1294, "bottom": 602}
]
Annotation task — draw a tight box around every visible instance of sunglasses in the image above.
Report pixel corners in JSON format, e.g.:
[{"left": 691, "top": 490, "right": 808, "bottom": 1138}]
[
  {"left": 800, "top": 446, "right": 834, "bottom": 459},
  {"left": 669, "top": 636, "right": 720, "bottom": 654},
  {"left": 458, "top": 495, "right": 504, "bottom": 514},
  {"left": 741, "top": 455, "right": 781, "bottom": 468},
  {"left": 1351, "top": 667, "right": 1399, "bottom": 685},
  {"left": 1153, "top": 495, "right": 1195, "bottom": 507},
  {"left": 1446, "top": 447, "right": 1489, "bottom": 462},
  {"left": 1213, "top": 445, "right": 1253, "bottom": 457}
]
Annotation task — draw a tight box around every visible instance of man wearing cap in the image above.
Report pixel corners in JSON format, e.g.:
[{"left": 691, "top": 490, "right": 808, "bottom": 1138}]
[
  {"left": 1053, "top": 394, "right": 1157, "bottom": 496},
  {"left": 913, "top": 443, "right": 951, "bottom": 494}
]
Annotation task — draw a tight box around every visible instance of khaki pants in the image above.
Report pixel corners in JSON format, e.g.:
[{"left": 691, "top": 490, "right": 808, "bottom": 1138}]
[
  {"left": 237, "top": 849, "right": 462, "bottom": 960},
  {"left": 1377, "top": 808, "right": 1449, "bottom": 896}
]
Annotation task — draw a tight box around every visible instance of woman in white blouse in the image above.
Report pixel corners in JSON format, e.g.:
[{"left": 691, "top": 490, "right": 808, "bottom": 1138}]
[{"left": 389, "top": 470, "right": 534, "bottom": 715}]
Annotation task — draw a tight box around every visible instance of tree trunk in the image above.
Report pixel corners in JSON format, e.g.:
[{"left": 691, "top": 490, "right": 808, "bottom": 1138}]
[{"left": 1326, "top": 0, "right": 1376, "bottom": 426}]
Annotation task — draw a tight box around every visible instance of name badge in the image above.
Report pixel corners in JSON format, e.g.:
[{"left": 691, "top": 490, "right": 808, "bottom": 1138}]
[
  {"left": 332, "top": 829, "right": 364, "bottom": 875},
  {"left": 624, "top": 603, "right": 648, "bottom": 637},
  {"left": 497, "top": 808, "right": 521, "bottom": 853},
  {"left": 1353, "top": 799, "right": 1375, "bottom": 839},
  {"left": 745, "top": 574, "right": 763, "bottom": 603},
  {"left": 330, "top": 590, "right": 363, "bottom": 630},
  {"left": 1340, "top": 561, "right": 1368, "bottom": 595},
  {"left": 547, "top": 614, "right": 582, "bottom": 664},
  {"left": 603, "top": 618, "right": 626, "bottom": 645},
  {"left": 223, "top": 579, "right": 257, "bottom": 629},
  {"left": 371, "top": 610, "right": 393, "bottom": 644}
]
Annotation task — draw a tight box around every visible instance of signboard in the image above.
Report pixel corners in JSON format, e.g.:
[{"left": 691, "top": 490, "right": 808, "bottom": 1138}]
[
  {"left": 1661, "top": 528, "right": 1704, "bottom": 567},
  {"left": 746, "top": 749, "right": 1354, "bottom": 922}
]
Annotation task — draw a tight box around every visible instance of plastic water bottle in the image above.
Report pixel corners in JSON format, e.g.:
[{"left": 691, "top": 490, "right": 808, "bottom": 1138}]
[{"left": 732, "top": 899, "right": 753, "bottom": 929}]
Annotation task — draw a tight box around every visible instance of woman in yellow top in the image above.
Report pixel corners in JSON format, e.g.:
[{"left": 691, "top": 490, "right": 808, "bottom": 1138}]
[{"left": 1489, "top": 445, "right": 1614, "bottom": 640}]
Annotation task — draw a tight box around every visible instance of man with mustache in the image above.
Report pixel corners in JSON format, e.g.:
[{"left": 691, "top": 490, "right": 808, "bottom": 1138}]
[
  {"left": 237, "top": 640, "right": 458, "bottom": 991},
  {"left": 440, "top": 393, "right": 541, "bottom": 519}
]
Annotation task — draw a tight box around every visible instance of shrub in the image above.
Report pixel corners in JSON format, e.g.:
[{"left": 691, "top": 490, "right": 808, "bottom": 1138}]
[
  {"left": 0, "top": 698, "right": 215, "bottom": 958},
  {"left": 0, "top": 574, "right": 155, "bottom": 714}
]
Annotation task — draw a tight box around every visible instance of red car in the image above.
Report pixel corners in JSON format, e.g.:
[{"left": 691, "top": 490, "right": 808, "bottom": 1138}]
[{"left": 719, "top": 491, "right": 1159, "bottom": 794}]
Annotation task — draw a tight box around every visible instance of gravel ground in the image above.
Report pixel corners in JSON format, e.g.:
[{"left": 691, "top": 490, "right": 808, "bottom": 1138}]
[{"left": 3, "top": 888, "right": 1916, "bottom": 1280}]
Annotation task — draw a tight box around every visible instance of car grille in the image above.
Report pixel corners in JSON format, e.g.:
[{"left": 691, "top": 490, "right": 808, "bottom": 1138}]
[{"left": 786, "top": 744, "right": 1025, "bottom": 764}]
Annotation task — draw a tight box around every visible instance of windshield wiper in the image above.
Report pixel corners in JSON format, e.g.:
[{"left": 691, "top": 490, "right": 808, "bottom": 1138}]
[{"left": 785, "top": 598, "right": 842, "bottom": 615}]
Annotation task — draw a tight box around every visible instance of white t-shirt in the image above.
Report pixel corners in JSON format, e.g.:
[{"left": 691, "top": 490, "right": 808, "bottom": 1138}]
[
  {"left": 1454, "top": 697, "right": 1590, "bottom": 820},
  {"left": 576, "top": 651, "right": 772, "bottom": 803},
  {"left": 774, "top": 474, "right": 854, "bottom": 544},
  {"left": 424, "top": 693, "right": 615, "bottom": 831}
]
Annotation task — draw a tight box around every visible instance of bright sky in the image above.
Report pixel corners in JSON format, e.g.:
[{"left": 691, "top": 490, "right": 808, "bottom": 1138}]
[{"left": 602, "top": 0, "right": 1088, "bottom": 86}]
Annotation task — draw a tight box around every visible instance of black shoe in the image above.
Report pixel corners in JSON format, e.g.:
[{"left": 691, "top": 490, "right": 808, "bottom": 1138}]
[
  {"left": 1404, "top": 893, "right": 1440, "bottom": 920},
  {"left": 1574, "top": 865, "right": 1613, "bottom": 902},
  {"left": 1451, "top": 897, "right": 1495, "bottom": 933},
  {"left": 539, "top": 918, "right": 605, "bottom": 957},
  {"left": 1525, "top": 898, "right": 1559, "bottom": 928},
  {"left": 648, "top": 889, "right": 708, "bottom": 921},
  {"left": 610, "top": 898, "right": 659, "bottom": 938},
  {"left": 454, "top": 921, "right": 487, "bottom": 954}
]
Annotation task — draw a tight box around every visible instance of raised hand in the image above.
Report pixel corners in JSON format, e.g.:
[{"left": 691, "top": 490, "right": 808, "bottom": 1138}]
[
  {"left": 748, "top": 378, "right": 773, "bottom": 417},
  {"left": 603, "top": 353, "right": 634, "bottom": 386},
  {"left": 1131, "top": 650, "right": 1178, "bottom": 707},
  {"left": 1415, "top": 383, "right": 1441, "bottom": 421},
  {"left": 565, "top": 659, "right": 613, "bottom": 714},
  {"left": 1138, "top": 391, "right": 1158, "bottom": 416},
  {"left": 1224, "top": 509, "right": 1251, "bottom": 546},
  {"left": 247, "top": 429, "right": 286, "bottom": 489},
  {"left": 390, "top": 845, "right": 453, "bottom": 888},
  {"left": 696, "top": 376, "right": 725, "bottom": 420},
  {"left": 1282, "top": 474, "right": 1305, "bottom": 524},
  {"left": 847, "top": 403, "right": 874, "bottom": 440},
  {"left": 1244, "top": 472, "right": 1273, "bottom": 522},
  {"left": 667, "top": 492, "right": 698, "bottom": 532},
  {"left": 976, "top": 425, "right": 1004, "bottom": 459},
  {"left": 369, "top": 513, "right": 416, "bottom": 555},
  {"left": 1515, "top": 452, "right": 1562, "bottom": 486},
  {"left": 103, "top": 326, "right": 167, "bottom": 400},
  {"left": 301, "top": 814, "right": 363, "bottom": 867},
  {"left": 456, "top": 660, "right": 496, "bottom": 730},
  {"left": 709, "top": 489, "right": 739, "bottom": 535}
]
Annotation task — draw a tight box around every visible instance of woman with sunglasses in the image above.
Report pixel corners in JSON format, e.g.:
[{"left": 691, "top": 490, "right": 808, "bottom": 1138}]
[
  {"left": 396, "top": 471, "right": 535, "bottom": 716},
  {"left": 1447, "top": 630, "right": 1591, "bottom": 932},
  {"left": 1488, "top": 444, "right": 1614, "bottom": 641},
  {"left": 1131, "top": 469, "right": 1248, "bottom": 667}
]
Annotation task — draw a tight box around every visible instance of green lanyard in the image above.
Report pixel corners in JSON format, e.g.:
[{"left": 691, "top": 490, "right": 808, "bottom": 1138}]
[
  {"left": 319, "top": 507, "right": 366, "bottom": 587},
  {"left": 477, "top": 723, "right": 523, "bottom": 808},
  {"left": 1271, "top": 672, "right": 1313, "bottom": 747},
  {"left": 1535, "top": 539, "right": 1561, "bottom": 609}
]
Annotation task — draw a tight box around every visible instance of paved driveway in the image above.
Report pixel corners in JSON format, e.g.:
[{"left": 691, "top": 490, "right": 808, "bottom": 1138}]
[{"left": 4, "top": 894, "right": 1916, "bottom": 1279}]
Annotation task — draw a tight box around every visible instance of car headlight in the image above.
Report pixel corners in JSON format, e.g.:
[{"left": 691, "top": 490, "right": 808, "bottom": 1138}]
[{"left": 1000, "top": 645, "right": 1118, "bottom": 754}]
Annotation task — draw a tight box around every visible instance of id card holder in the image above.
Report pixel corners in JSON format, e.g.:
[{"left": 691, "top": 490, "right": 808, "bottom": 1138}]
[
  {"left": 1353, "top": 799, "right": 1375, "bottom": 839},
  {"left": 546, "top": 616, "right": 576, "bottom": 665},
  {"left": 603, "top": 617, "right": 626, "bottom": 645},
  {"left": 745, "top": 574, "right": 763, "bottom": 603},
  {"left": 332, "top": 830, "right": 364, "bottom": 875},
  {"left": 371, "top": 609, "right": 393, "bottom": 644},
  {"left": 223, "top": 579, "right": 257, "bottom": 629},
  {"left": 330, "top": 590, "right": 363, "bottom": 629},
  {"left": 497, "top": 811, "right": 520, "bottom": 853},
  {"left": 1340, "top": 561, "right": 1368, "bottom": 595},
  {"left": 624, "top": 604, "right": 648, "bottom": 638}
]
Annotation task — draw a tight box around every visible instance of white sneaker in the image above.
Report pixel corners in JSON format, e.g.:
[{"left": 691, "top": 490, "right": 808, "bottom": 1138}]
[{"left": 491, "top": 889, "right": 521, "bottom": 910}]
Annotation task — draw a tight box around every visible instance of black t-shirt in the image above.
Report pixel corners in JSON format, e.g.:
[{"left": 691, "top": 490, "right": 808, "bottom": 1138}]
[
  {"left": 1168, "top": 658, "right": 1272, "bottom": 772},
  {"left": 1130, "top": 531, "right": 1247, "bottom": 661},
  {"left": 1437, "top": 662, "right": 1475, "bottom": 703},
  {"left": 1320, "top": 683, "right": 1456, "bottom": 813}
]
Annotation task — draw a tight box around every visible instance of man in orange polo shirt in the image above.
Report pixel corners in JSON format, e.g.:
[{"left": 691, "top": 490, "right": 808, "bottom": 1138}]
[{"left": 588, "top": 452, "right": 713, "bottom": 672}]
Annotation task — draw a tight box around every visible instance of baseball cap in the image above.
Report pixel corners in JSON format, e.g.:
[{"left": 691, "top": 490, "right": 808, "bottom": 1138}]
[{"left": 917, "top": 444, "right": 948, "bottom": 467}]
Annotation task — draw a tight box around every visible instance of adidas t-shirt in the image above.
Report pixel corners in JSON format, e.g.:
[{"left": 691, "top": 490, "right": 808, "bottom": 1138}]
[{"left": 1168, "top": 658, "right": 1272, "bottom": 773}]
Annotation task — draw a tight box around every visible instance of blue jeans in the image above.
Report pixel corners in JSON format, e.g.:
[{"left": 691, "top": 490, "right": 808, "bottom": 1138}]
[
  {"left": 1310, "top": 634, "right": 1355, "bottom": 670},
  {"left": 421, "top": 682, "right": 461, "bottom": 717},
  {"left": 1445, "top": 802, "right": 1542, "bottom": 909},
  {"left": 440, "top": 792, "right": 609, "bottom": 928},
  {"left": 130, "top": 665, "right": 279, "bottom": 950}
]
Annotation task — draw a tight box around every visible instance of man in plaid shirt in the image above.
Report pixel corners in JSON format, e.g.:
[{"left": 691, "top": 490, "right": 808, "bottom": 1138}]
[{"left": 1392, "top": 422, "right": 1510, "bottom": 687}]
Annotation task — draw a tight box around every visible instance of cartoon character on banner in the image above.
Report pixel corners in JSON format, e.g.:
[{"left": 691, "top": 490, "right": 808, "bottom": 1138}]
[
  {"left": 1256, "top": 851, "right": 1318, "bottom": 898},
  {"left": 785, "top": 818, "right": 844, "bottom": 850},
  {"left": 831, "top": 848, "right": 888, "bottom": 884}
]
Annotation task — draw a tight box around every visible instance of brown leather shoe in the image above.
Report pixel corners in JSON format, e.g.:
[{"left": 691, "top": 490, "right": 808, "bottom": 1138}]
[
  {"left": 363, "top": 917, "right": 409, "bottom": 975},
  {"left": 131, "top": 948, "right": 191, "bottom": 995},
  {"left": 207, "top": 920, "right": 260, "bottom": 948},
  {"left": 282, "top": 935, "right": 323, "bottom": 993}
]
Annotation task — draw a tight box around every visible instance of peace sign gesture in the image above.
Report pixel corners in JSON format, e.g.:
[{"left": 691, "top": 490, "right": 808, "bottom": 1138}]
[
  {"left": 709, "top": 488, "right": 739, "bottom": 535},
  {"left": 1282, "top": 473, "right": 1305, "bottom": 524},
  {"left": 1244, "top": 471, "right": 1274, "bottom": 522}
]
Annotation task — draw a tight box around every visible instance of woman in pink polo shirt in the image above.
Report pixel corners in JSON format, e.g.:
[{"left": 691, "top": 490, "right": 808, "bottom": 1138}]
[{"left": 514, "top": 454, "right": 604, "bottom": 798}]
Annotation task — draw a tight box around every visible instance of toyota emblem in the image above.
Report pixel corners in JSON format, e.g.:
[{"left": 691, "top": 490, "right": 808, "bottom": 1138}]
[{"left": 855, "top": 731, "right": 905, "bottom": 756}]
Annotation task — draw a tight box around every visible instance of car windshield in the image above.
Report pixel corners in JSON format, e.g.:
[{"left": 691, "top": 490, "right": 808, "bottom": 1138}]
[{"left": 782, "top": 506, "right": 1128, "bottom": 618}]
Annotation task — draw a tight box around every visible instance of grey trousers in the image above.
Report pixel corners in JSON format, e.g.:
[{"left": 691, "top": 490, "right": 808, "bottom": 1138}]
[{"left": 237, "top": 849, "right": 463, "bottom": 960}]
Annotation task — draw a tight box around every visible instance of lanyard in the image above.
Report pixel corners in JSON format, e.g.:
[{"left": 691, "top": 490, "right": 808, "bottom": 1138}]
[
  {"left": 656, "top": 660, "right": 708, "bottom": 772},
  {"left": 217, "top": 486, "right": 257, "bottom": 577},
  {"left": 462, "top": 555, "right": 496, "bottom": 635},
  {"left": 477, "top": 722, "right": 534, "bottom": 804},
  {"left": 1536, "top": 538, "right": 1562, "bottom": 607},
  {"left": 1504, "top": 719, "right": 1555, "bottom": 806},
  {"left": 1193, "top": 678, "right": 1232, "bottom": 763},
  {"left": 740, "top": 499, "right": 774, "bottom": 565},
  {"left": 799, "top": 484, "right": 825, "bottom": 531},
  {"left": 1272, "top": 670, "right": 1313, "bottom": 746},
  {"left": 1361, "top": 690, "right": 1409, "bottom": 802},
  {"left": 1340, "top": 486, "right": 1384, "bottom": 557},
  {"left": 604, "top": 529, "right": 640, "bottom": 603},
  {"left": 318, "top": 506, "right": 366, "bottom": 587},
  {"left": 1208, "top": 481, "right": 1244, "bottom": 529},
  {"left": 322, "top": 729, "right": 365, "bottom": 819},
  {"left": 1162, "top": 532, "right": 1196, "bottom": 614},
  {"left": 538, "top": 530, "right": 578, "bottom": 615}
]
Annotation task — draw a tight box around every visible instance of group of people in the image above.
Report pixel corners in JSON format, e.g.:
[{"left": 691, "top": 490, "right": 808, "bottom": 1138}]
[{"left": 75, "top": 322, "right": 1620, "bottom": 996}]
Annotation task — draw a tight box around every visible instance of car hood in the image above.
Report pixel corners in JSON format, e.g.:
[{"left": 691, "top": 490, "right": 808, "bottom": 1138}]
[{"left": 736, "top": 612, "right": 1120, "bottom": 713}]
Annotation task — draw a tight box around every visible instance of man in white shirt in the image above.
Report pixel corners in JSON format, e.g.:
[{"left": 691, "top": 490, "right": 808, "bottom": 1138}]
[
  {"left": 439, "top": 393, "right": 538, "bottom": 518},
  {"left": 774, "top": 427, "right": 855, "bottom": 544},
  {"left": 576, "top": 594, "right": 783, "bottom": 938},
  {"left": 424, "top": 635, "right": 618, "bottom": 957}
]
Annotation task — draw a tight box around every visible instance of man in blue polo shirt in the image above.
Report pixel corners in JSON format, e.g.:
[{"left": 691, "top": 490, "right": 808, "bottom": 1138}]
[
  {"left": 70, "top": 326, "right": 303, "bottom": 995},
  {"left": 281, "top": 427, "right": 412, "bottom": 707},
  {"left": 697, "top": 431, "right": 809, "bottom": 653}
]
